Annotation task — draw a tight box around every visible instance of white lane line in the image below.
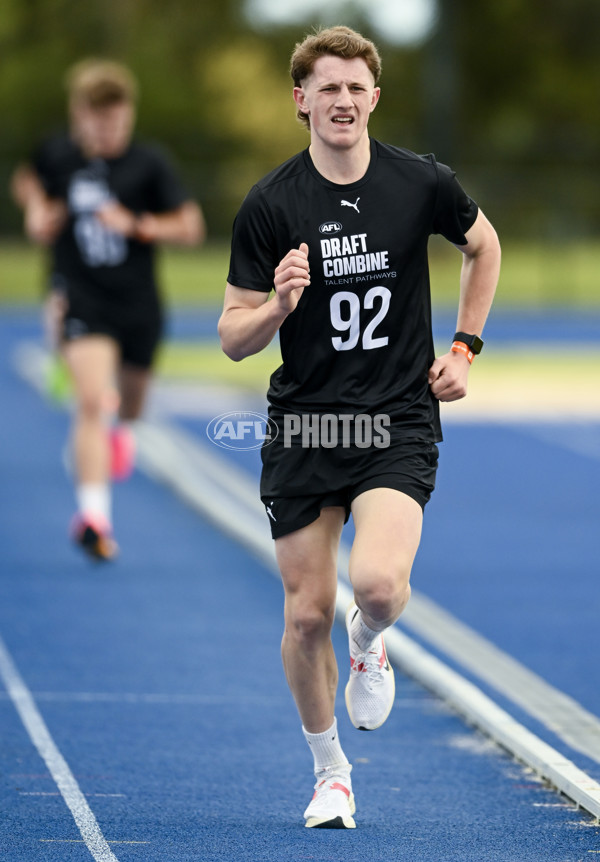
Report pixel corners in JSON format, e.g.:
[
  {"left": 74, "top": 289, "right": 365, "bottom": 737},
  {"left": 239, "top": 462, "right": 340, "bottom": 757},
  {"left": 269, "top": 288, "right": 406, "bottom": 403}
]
[
  {"left": 0, "top": 690, "right": 290, "bottom": 705},
  {"left": 134, "top": 419, "right": 600, "bottom": 819},
  {"left": 0, "top": 634, "right": 120, "bottom": 862},
  {"left": 380, "top": 619, "right": 600, "bottom": 820},
  {"left": 20, "top": 792, "right": 126, "bottom": 798},
  {"left": 40, "top": 840, "right": 149, "bottom": 845},
  {"left": 336, "top": 540, "right": 600, "bottom": 767},
  {"left": 400, "top": 592, "right": 600, "bottom": 765}
]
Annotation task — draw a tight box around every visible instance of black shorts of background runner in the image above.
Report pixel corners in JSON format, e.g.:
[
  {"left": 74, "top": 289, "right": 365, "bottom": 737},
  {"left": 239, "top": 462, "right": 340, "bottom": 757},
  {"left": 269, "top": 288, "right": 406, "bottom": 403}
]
[
  {"left": 62, "top": 288, "right": 164, "bottom": 369},
  {"left": 260, "top": 437, "right": 439, "bottom": 540}
]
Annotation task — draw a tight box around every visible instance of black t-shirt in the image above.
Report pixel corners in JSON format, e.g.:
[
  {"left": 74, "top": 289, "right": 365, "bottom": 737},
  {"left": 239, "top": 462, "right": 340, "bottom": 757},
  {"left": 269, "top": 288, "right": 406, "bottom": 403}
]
[
  {"left": 33, "top": 133, "right": 190, "bottom": 306},
  {"left": 228, "top": 139, "right": 478, "bottom": 442}
]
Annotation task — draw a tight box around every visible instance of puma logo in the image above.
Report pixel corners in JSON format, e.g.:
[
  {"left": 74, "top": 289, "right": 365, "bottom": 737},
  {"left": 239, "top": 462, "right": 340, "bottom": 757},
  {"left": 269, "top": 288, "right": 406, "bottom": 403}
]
[
  {"left": 266, "top": 502, "right": 277, "bottom": 522},
  {"left": 341, "top": 197, "right": 360, "bottom": 213}
]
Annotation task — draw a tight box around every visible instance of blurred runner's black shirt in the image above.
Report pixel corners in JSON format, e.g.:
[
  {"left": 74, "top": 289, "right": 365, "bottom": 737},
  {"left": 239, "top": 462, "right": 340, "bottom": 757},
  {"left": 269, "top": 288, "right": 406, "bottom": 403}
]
[{"left": 34, "top": 133, "right": 189, "bottom": 307}]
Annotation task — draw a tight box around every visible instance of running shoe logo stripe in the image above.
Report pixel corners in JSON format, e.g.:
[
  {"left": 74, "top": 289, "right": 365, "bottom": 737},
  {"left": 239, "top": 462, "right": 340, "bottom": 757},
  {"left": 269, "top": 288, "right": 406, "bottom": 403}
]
[
  {"left": 312, "top": 780, "right": 350, "bottom": 799},
  {"left": 350, "top": 640, "right": 390, "bottom": 673}
]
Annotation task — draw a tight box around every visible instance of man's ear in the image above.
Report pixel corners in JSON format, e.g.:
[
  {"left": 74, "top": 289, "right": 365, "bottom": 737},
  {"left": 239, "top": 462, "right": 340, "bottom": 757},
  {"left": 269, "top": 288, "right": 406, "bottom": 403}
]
[
  {"left": 293, "top": 86, "right": 309, "bottom": 116},
  {"left": 370, "top": 87, "right": 381, "bottom": 113}
]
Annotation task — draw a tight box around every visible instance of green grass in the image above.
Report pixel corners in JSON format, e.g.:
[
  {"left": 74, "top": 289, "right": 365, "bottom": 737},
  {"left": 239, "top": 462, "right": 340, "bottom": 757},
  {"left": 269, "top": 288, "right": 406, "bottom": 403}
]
[
  {"left": 158, "top": 242, "right": 232, "bottom": 306},
  {"left": 2, "top": 238, "right": 600, "bottom": 308},
  {"left": 427, "top": 236, "right": 600, "bottom": 307},
  {"left": 157, "top": 341, "right": 598, "bottom": 395},
  {"left": 36, "top": 340, "right": 599, "bottom": 414},
  {"left": 0, "top": 240, "right": 231, "bottom": 306},
  {"left": 157, "top": 341, "right": 281, "bottom": 391},
  {"left": 1, "top": 242, "right": 48, "bottom": 303}
]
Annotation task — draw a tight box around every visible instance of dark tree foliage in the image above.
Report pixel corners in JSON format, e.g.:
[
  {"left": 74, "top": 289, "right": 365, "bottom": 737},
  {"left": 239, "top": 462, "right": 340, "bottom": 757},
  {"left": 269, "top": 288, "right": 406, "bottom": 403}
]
[{"left": 1, "top": 0, "right": 599, "bottom": 237}]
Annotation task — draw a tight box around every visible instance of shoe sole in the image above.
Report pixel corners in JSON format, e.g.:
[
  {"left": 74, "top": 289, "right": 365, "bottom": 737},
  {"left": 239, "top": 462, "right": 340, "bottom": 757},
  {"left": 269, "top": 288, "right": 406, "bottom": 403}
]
[{"left": 305, "top": 814, "right": 356, "bottom": 829}]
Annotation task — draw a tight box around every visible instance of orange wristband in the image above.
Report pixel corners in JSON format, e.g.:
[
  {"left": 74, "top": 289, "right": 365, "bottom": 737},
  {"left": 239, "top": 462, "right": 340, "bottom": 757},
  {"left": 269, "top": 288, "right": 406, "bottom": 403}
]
[{"left": 451, "top": 341, "right": 475, "bottom": 364}]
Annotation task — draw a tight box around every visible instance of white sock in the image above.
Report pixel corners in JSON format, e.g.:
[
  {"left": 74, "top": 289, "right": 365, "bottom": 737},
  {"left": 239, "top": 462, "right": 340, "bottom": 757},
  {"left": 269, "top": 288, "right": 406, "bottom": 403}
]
[
  {"left": 350, "top": 608, "right": 382, "bottom": 653},
  {"left": 76, "top": 482, "right": 111, "bottom": 525},
  {"left": 302, "top": 717, "right": 349, "bottom": 772}
]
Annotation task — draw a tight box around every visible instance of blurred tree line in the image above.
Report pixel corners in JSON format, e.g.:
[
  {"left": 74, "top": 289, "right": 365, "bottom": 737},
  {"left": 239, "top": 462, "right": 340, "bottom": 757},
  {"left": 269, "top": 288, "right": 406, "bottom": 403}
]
[{"left": 1, "top": 0, "right": 599, "bottom": 241}]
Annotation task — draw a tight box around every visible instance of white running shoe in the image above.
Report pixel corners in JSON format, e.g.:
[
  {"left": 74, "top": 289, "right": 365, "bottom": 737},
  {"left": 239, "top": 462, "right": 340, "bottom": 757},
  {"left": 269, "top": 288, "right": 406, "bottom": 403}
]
[
  {"left": 345, "top": 602, "right": 395, "bottom": 731},
  {"left": 303, "top": 765, "right": 356, "bottom": 829}
]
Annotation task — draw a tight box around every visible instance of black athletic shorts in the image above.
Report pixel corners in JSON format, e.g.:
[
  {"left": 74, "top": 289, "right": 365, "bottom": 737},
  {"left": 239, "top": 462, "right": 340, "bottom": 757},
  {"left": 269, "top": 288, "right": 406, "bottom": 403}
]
[
  {"left": 61, "top": 288, "right": 163, "bottom": 369},
  {"left": 260, "top": 436, "right": 439, "bottom": 540}
]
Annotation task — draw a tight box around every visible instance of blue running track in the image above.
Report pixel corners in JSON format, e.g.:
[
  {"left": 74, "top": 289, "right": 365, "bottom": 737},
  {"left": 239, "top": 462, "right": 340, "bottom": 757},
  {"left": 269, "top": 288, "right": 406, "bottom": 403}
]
[{"left": 1, "top": 309, "right": 599, "bottom": 861}]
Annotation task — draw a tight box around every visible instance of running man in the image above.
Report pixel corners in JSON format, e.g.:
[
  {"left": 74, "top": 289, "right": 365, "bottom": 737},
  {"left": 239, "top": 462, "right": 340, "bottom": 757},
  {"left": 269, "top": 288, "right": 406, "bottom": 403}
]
[
  {"left": 218, "top": 26, "right": 500, "bottom": 828},
  {"left": 11, "top": 58, "right": 205, "bottom": 561}
]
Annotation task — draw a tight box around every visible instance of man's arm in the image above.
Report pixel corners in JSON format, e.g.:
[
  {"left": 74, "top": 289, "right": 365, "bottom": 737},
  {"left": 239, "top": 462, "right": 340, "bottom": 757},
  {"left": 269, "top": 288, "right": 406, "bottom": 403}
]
[
  {"left": 428, "top": 209, "right": 501, "bottom": 402},
  {"left": 10, "top": 163, "right": 67, "bottom": 245},
  {"left": 97, "top": 200, "right": 206, "bottom": 246},
  {"left": 218, "top": 243, "right": 310, "bottom": 362}
]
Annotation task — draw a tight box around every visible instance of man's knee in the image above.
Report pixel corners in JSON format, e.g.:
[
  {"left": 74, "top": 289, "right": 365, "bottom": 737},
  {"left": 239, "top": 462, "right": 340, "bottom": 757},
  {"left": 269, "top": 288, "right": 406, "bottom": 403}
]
[
  {"left": 284, "top": 598, "right": 336, "bottom": 648},
  {"left": 77, "top": 390, "right": 107, "bottom": 421},
  {"left": 352, "top": 562, "right": 412, "bottom": 626}
]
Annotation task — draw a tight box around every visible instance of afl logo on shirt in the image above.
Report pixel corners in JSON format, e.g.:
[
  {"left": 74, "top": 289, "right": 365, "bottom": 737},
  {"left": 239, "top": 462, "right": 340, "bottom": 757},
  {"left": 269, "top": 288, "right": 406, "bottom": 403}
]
[{"left": 319, "top": 221, "right": 342, "bottom": 235}]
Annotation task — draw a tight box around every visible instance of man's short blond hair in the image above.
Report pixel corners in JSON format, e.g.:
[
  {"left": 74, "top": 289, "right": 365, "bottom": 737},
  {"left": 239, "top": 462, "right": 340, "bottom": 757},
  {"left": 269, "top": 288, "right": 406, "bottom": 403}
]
[
  {"left": 290, "top": 26, "right": 382, "bottom": 129},
  {"left": 65, "top": 59, "right": 138, "bottom": 108}
]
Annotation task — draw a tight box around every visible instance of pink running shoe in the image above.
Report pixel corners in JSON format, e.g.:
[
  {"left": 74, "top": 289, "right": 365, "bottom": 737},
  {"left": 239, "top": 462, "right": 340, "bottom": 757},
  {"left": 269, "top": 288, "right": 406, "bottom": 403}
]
[{"left": 110, "top": 425, "right": 136, "bottom": 482}]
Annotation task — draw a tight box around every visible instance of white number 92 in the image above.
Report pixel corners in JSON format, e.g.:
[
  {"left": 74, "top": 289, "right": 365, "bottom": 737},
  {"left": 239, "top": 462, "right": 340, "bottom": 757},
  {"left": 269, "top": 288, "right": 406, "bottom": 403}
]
[{"left": 330, "top": 286, "right": 391, "bottom": 351}]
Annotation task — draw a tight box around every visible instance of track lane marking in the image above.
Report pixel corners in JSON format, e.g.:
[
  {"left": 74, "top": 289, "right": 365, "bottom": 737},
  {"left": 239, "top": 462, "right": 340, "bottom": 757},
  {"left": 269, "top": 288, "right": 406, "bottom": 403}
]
[
  {"left": 0, "top": 634, "right": 121, "bottom": 862},
  {"left": 399, "top": 591, "right": 600, "bottom": 764}
]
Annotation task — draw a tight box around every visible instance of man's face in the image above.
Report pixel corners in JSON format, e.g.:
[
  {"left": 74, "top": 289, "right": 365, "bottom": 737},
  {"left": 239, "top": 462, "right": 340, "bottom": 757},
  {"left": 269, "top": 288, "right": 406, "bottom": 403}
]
[
  {"left": 71, "top": 100, "right": 135, "bottom": 159},
  {"left": 293, "top": 55, "right": 380, "bottom": 152}
]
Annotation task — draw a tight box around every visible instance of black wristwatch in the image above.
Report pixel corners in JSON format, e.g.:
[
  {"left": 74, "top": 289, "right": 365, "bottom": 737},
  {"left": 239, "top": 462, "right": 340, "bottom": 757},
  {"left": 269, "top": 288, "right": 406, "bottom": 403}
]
[{"left": 453, "top": 331, "right": 484, "bottom": 355}]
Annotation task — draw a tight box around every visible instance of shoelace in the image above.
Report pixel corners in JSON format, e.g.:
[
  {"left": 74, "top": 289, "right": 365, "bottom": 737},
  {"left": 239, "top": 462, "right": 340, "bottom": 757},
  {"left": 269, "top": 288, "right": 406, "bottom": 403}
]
[{"left": 359, "top": 641, "right": 385, "bottom": 687}]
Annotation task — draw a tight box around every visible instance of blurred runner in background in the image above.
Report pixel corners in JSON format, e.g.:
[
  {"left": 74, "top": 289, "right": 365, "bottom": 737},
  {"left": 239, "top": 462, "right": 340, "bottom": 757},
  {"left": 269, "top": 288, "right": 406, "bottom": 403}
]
[{"left": 11, "top": 58, "right": 205, "bottom": 561}]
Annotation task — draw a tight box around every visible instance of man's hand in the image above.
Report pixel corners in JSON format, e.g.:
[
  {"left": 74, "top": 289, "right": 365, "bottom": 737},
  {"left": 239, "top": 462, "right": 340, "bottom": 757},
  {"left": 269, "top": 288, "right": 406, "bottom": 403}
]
[
  {"left": 273, "top": 242, "right": 310, "bottom": 314},
  {"left": 10, "top": 165, "right": 66, "bottom": 245},
  {"left": 96, "top": 201, "right": 139, "bottom": 237},
  {"left": 25, "top": 198, "right": 67, "bottom": 245},
  {"left": 428, "top": 351, "right": 471, "bottom": 402}
]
